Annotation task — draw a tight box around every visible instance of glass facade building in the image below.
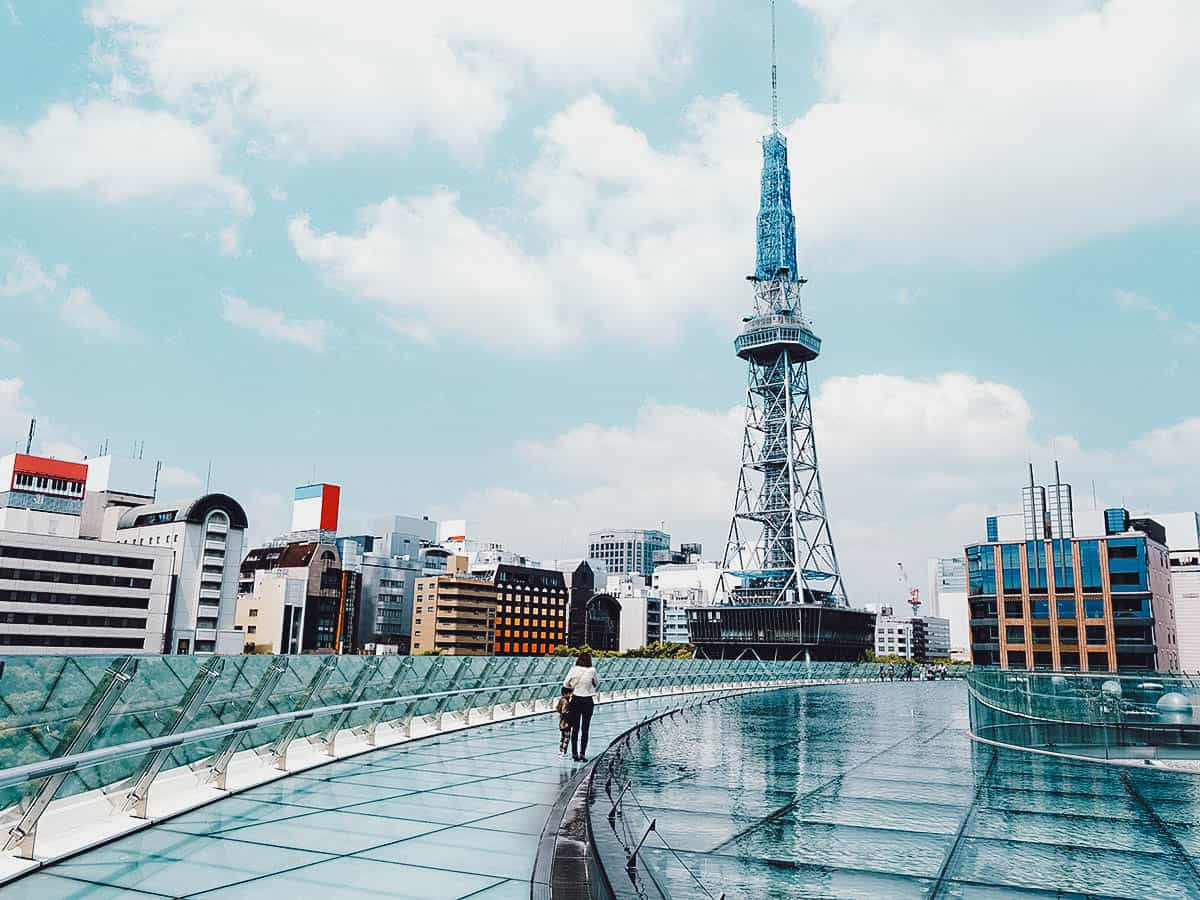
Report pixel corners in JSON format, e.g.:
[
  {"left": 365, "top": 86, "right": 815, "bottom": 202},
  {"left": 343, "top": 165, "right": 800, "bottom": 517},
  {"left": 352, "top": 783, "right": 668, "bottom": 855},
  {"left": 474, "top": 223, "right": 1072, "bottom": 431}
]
[{"left": 966, "top": 527, "right": 1177, "bottom": 672}]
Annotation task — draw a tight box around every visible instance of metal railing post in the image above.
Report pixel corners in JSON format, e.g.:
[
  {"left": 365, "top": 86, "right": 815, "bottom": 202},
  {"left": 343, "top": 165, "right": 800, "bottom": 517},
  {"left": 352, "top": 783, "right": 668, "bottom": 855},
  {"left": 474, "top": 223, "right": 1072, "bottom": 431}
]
[
  {"left": 270, "top": 656, "right": 340, "bottom": 769},
  {"left": 626, "top": 818, "right": 657, "bottom": 873},
  {"left": 4, "top": 656, "right": 139, "bottom": 858},
  {"left": 119, "top": 657, "right": 225, "bottom": 818},
  {"left": 202, "top": 656, "right": 290, "bottom": 790},
  {"left": 359, "top": 657, "right": 416, "bottom": 745},
  {"left": 317, "top": 656, "right": 383, "bottom": 756}
]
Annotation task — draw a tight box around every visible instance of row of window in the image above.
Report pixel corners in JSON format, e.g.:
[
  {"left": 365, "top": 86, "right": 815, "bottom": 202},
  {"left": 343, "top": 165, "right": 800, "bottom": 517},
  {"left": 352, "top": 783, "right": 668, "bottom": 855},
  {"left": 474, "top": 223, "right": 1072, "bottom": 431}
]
[
  {"left": 0, "top": 611, "right": 147, "bottom": 629},
  {"left": 0, "top": 633, "right": 146, "bottom": 648},
  {"left": 0, "top": 590, "right": 151, "bottom": 610},
  {"left": 12, "top": 473, "right": 84, "bottom": 494},
  {"left": 0, "top": 568, "right": 152, "bottom": 589},
  {"left": 0, "top": 545, "right": 156, "bottom": 570}
]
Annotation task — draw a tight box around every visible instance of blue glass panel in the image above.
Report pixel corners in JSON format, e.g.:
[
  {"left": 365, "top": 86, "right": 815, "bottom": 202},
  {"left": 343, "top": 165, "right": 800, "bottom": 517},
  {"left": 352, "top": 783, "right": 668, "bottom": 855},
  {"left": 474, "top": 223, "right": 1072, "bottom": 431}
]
[
  {"left": 1084, "top": 598, "right": 1105, "bottom": 618},
  {"left": 1031, "top": 599, "right": 1049, "bottom": 619},
  {"left": 1079, "top": 541, "right": 1102, "bottom": 591},
  {"left": 1002, "top": 544, "right": 1022, "bottom": 594},
  {"left": 1056, "top": 599, "right": 1077, "bottom": 619}
]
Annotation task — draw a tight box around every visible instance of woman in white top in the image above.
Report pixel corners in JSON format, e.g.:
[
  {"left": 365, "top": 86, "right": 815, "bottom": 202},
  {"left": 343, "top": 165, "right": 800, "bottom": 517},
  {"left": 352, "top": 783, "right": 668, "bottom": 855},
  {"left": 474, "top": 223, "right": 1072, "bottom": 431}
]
[{"left": 563, "top": 652, "right": 600, "bottom": 761}]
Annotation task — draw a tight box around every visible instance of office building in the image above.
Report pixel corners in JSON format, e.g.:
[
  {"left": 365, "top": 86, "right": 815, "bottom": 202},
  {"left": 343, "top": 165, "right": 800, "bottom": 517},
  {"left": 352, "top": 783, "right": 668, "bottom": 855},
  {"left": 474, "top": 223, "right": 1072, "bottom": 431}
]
[
  {"left": 492, "top": 564, "right": 568, "bottom": 656},
  {"left": 927, "top": 556, "right": 970, "bottom": 660},
  {"left": 875, "top": 612, "right": 951, "bottom": 661},
  {"left": 111, "top": 494, "right": 248, "bottom": 655},
  {"left": 588, "top": 529, "right": 670, "bottom": 579},
  {"left": 0, "top": 453, "right": 88, "bottom": 537},
  {"left": 966, "top": 505, "right": 1178, "bottom": 672},
  {"left": 0, "top": 529, "right": 172, "bottom": 653},
  {"left": 239, "top": 540, "right": 343, "bottom": 652},
  {"left": 410, "top": 574, "right": 497, "bottom": 656}
]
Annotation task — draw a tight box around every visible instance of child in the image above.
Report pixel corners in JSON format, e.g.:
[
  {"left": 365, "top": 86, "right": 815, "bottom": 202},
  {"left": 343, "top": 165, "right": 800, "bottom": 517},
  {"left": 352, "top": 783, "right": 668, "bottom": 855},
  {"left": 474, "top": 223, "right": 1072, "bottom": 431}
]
[{"left": 556, "top": 686, "right": 573, "bottom": 757}]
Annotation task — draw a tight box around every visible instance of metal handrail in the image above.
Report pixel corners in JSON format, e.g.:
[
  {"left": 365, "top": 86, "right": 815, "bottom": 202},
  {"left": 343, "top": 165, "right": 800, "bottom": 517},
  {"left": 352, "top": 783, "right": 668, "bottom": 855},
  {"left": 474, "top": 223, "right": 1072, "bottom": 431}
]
[{"left": 0, "top": 670, "right": 774, "bottom": 792}]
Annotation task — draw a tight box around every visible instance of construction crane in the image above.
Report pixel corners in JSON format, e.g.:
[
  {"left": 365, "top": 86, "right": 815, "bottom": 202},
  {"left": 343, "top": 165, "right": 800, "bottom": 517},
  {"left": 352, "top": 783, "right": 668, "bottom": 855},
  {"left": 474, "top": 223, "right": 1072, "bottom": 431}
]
[{"left": 896, "top": 562, "right": 921, "bottom": 616}]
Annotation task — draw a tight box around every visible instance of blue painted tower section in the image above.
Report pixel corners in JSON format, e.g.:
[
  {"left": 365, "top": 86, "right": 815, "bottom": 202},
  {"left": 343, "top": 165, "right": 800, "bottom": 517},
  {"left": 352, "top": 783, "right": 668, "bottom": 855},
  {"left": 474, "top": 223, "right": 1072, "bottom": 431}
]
[{"left": 754, "top": 132, "right": 798, "bottom": 282}]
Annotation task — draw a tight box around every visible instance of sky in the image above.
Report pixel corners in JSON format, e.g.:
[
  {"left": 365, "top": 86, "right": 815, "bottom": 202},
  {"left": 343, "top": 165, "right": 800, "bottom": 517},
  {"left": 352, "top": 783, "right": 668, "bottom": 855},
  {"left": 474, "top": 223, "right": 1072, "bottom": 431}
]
[{"left": 1, "top": 0, "right": 1198, "bottom": 609}]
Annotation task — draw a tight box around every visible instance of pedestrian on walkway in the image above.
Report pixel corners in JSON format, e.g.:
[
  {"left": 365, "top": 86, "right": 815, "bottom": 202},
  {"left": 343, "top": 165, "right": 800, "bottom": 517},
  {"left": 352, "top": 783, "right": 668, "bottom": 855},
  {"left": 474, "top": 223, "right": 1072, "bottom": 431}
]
[
  {"left": 556, "top": 686, "right": 573, "bottom": 758},
  {"left": 564, "top": 652, "right": 599, "bottom": 762}
]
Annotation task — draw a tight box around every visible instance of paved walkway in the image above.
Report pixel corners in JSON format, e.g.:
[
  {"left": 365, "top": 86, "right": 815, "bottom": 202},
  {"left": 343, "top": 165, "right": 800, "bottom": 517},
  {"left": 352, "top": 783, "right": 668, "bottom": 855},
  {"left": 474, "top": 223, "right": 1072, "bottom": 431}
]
[{"left": 6, "top": 693, "right": 712, "bottom": 899}]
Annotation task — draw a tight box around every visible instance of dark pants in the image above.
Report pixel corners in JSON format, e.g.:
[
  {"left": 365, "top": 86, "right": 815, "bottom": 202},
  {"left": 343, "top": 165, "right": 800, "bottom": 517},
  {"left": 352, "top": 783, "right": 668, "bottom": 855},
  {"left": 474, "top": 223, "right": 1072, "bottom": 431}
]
[{"left": 569, "top": 695, "right": 595, "bottom": 758}]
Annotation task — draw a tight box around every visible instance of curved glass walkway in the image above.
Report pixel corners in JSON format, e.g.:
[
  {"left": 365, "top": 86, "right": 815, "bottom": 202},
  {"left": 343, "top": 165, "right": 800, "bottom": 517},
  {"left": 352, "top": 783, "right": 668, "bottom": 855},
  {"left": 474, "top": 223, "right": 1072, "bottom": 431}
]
[
  {"left": 9, "top": 680, "right": 1200, "bottom": 898},
  {"left": 8, "top": 693, "right": 704, "bottom": 899},
  {"left": 595, "top": 681, "right": 1200, "bottom": 899}
]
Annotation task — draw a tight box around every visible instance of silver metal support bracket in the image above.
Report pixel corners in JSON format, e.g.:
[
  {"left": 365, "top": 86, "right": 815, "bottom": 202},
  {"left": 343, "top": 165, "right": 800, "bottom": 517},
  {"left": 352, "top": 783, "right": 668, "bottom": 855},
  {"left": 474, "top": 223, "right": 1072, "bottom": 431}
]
[{"left": 4, "top": 656, "right": 139, "bottom": 858}]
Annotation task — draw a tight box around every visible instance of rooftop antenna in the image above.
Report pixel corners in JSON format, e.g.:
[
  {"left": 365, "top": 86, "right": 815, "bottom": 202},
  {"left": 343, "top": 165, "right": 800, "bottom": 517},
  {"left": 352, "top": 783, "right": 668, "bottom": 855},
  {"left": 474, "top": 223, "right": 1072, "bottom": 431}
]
[
  {"left": 204, "top": 460, "right": 212, "bottom": 494},
  {"left": 153, "top": 461, "right": 162, "bottom": 501},
  {"left": 770, "top": 0, "right": 779, "bottom": 133},
  {"left": 24, "top": 418, "right": 35, "bottom": 454}
]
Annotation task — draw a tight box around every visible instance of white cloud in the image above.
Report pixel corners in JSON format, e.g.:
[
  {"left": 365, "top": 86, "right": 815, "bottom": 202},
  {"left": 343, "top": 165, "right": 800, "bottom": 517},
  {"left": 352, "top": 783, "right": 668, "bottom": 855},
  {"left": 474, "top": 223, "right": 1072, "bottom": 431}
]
[
  {"left": 0, "top": 337, "right": 17, "bottom": 351},
  {"left": 87, "top": 1, "right": 690, "bottom": 160},
  {"left": 0, "top": 101, "right": 251, "bottom": 214},
  {"left": 453, "top": 372, "right": 1200, "bottom": 606},
  {"left": 267, "top": 186, "right": 287, "bottom": 202},
  {"left": 0, "top": 248, "right": 64, "bottom": 298},
  {"left": 220, "top": 293, "right": 330, "bottom": 351},
  {"left": 218, "top": 224, "right": 240, "bottom": 258},
  {"left": 291, "top": 2, "right": 1200, "bottom": 348},
  {"left": 289, "top": 94, "right": 758, "bottom": 351},
  {"left": 61, "top": 286, "right": 121, "bottom": 338}
]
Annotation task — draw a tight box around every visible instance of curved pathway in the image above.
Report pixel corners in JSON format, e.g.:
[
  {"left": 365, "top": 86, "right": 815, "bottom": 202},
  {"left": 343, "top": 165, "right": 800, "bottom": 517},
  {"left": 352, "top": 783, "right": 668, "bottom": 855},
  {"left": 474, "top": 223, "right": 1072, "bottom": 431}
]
[{"left": 5, "top": 692, "right": 734, "bottom": 899}]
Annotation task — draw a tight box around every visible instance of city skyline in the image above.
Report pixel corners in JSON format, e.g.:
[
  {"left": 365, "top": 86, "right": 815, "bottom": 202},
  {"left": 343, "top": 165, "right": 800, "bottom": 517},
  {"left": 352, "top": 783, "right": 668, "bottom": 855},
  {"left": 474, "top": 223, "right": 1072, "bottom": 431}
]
[{"left": 2, "top": 2, "right": 1199, "bottom": 605}]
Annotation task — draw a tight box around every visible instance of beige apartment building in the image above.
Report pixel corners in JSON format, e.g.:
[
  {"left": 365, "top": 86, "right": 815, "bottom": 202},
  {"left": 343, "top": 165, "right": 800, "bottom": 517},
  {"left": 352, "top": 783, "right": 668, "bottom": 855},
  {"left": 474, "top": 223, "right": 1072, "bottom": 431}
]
[{"left": 410, "top": 574, "right": 498, "bottom": 656}]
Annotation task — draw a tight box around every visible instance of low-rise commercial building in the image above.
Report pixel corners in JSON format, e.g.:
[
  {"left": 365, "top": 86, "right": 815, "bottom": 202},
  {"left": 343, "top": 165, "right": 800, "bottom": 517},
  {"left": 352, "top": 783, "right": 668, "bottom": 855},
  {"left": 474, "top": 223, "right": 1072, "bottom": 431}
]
[
  {"left": 234, "top": 569, "right": 306, "bottom": 654},
  {"left": 607, "top": 574, "right": 663, "bottom": 652},
  {"left": 410, "top": 574, "right": 497, "bottom": 656},
  {"left": 240, "top": 541, "right": 343, "bottom": 652}
]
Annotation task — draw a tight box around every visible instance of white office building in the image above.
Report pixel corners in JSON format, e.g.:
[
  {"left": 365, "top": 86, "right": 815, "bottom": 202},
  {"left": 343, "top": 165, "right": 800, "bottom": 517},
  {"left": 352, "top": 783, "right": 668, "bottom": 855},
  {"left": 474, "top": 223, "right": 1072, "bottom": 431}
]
[
  {"left": 607, "top": 574, "right": 663, "bottom": 651},
  {"left": 110, "top": 495, "right": 248, "bottom": 655},
  {"left": 927, "top": 556, "right": 970, "bottom": 661},
  {"left": 589, "top": 529, "right": 670, "bottom": 579},
  {"left": 875, "top": 613, "right": 951, "bottom": 662}
]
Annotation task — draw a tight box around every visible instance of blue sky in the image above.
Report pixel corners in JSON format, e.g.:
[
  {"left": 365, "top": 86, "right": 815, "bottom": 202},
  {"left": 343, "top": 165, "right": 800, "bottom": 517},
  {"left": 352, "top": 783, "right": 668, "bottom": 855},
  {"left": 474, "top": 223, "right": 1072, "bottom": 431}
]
[{"left": 2, "top": 1, "right": 1198, "bottom": 606}]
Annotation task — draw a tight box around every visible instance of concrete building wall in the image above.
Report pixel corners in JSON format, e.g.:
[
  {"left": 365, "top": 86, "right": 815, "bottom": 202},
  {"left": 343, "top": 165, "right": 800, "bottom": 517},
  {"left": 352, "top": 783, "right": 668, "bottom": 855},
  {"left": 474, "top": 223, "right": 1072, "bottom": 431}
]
[{"left": 0, "top": 530, "right": 172, "bottom": 653}]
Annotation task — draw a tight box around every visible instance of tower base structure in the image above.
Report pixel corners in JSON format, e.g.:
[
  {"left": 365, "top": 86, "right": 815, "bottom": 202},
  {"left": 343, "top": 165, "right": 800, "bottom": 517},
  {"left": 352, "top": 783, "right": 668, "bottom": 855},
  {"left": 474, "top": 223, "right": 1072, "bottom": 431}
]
[{"left": 686, "top": 604, "right": 875, "bottom": 661}]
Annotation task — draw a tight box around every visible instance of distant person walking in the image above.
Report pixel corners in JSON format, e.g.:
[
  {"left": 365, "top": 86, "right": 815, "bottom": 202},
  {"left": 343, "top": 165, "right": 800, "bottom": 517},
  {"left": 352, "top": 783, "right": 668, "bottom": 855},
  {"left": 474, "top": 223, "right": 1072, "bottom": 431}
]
[
  {"left": 563, "top": 652, "right": 599, "bottom": 762},
  {"left": 556, "top": 687, "right": 573, "bottom": 758}
]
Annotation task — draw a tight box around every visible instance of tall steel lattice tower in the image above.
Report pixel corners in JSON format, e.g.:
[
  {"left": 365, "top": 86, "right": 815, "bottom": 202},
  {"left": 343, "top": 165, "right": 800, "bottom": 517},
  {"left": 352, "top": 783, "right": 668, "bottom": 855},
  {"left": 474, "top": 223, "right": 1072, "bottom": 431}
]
[{"left": 720, "top": 2, "right": 848, "bottom": 609}]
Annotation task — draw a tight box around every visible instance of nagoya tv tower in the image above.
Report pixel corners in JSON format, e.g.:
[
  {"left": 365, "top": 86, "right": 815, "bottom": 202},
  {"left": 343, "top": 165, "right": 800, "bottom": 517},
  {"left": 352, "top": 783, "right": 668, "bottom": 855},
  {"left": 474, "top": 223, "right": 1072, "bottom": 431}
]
[{"left": 719, "top": 1, "right": 848, "bottom": 609}]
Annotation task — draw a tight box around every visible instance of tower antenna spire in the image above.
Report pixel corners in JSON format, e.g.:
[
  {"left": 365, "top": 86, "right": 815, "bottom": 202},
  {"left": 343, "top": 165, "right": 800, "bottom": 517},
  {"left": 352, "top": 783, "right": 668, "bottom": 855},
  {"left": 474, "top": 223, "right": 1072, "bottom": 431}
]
[{"left": 770, "top": 0, "right": 779, "bottom": 133}]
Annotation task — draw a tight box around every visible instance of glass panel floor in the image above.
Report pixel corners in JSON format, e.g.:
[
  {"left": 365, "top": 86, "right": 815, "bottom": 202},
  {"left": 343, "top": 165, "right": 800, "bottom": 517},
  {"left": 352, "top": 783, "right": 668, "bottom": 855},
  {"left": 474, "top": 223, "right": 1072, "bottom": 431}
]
[
  {"left": 604, "top": 682, "right": 1200, "bottom": 899},
  {"left": 9, "top": 693, "right": 698, "bottom": 899}
]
